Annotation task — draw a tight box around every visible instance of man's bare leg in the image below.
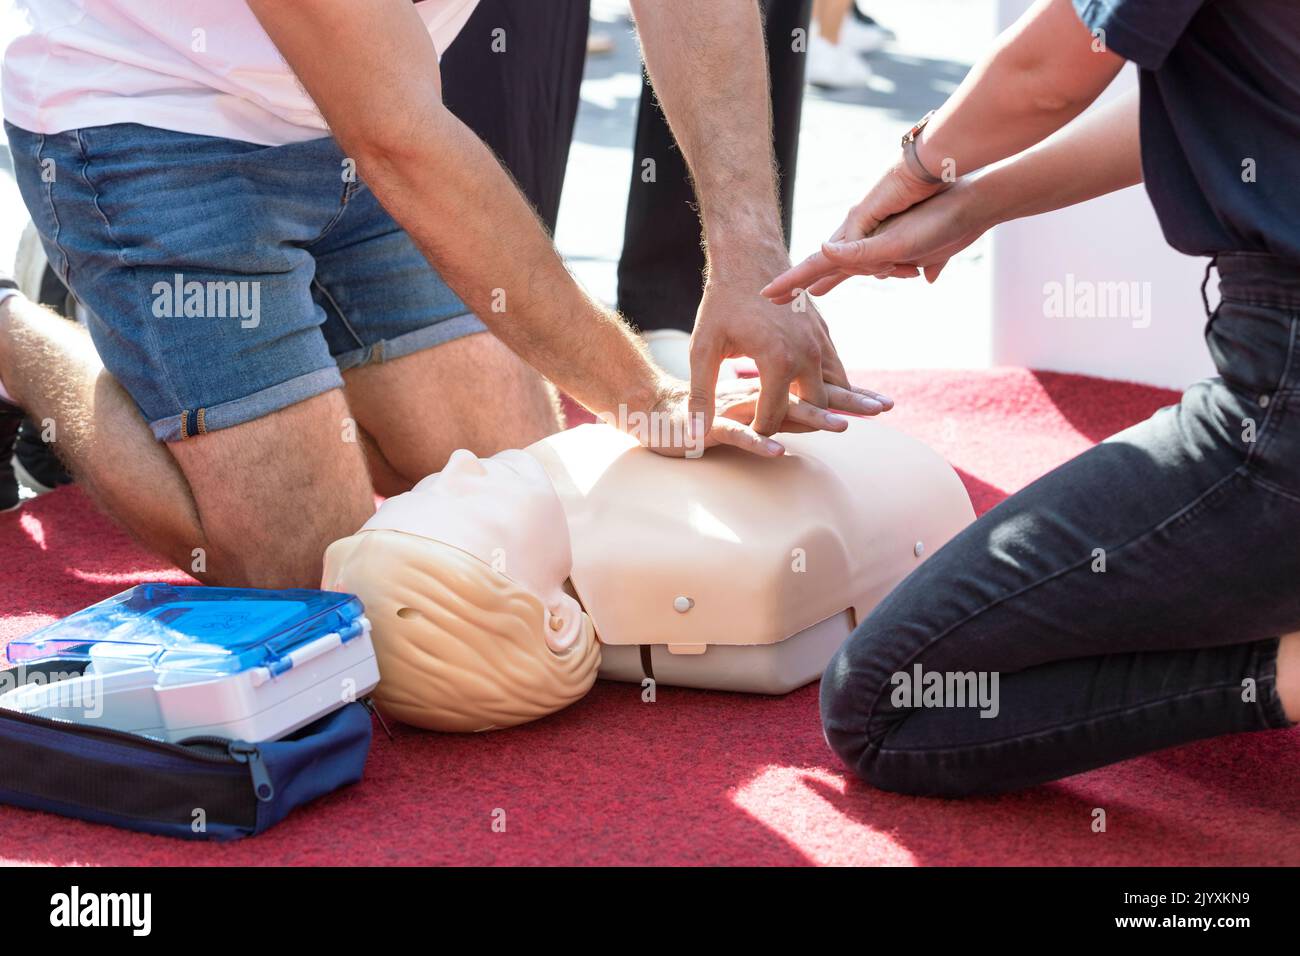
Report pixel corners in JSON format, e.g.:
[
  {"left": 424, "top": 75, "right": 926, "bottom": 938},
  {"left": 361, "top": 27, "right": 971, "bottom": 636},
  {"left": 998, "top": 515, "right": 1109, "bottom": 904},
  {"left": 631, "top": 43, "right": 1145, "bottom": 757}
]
[
  {"left": 343, "top": 331, "right": 561, "bottom": 492},
  {"left": 0, "top": 295, "right": 201, "bottom": 559},
  {"left": 166, "top": 391, "right": 376, "bottom": 587},
  {"left": 813, "top": 0, "right": 855, "bottom": 44},
  {"left": 0, "top": 295, "right": 375, "bottom": 587}
]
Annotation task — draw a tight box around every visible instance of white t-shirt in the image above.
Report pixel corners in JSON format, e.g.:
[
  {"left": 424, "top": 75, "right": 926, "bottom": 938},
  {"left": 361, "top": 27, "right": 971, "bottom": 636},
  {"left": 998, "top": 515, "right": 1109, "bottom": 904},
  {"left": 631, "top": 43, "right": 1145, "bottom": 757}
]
[{"left": 2, "top": 0, "right": 481, "bottom": 145}]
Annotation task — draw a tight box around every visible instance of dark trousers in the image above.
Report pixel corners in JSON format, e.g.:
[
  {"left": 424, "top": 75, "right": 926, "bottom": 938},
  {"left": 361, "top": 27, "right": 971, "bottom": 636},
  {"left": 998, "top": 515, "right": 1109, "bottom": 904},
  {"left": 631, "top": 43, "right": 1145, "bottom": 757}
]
[
  {"left": 618, "top": 0, "right": 812, "bottom": 332},
  {"left": 441, "top": 0, "right": 812, "bottom": 331},
  {"left": 821, "top": 252, "right": 1300, "bottom": 796},
  {"left": 440, "top": 0, "right": 591, "bottom": 234}
]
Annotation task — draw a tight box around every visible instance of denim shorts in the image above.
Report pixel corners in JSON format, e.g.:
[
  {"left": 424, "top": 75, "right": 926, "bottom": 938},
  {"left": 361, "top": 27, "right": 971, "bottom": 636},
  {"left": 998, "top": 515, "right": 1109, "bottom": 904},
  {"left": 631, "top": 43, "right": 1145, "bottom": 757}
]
[{"left": 5, "top": 121, "right": 486, "bottom": 441}]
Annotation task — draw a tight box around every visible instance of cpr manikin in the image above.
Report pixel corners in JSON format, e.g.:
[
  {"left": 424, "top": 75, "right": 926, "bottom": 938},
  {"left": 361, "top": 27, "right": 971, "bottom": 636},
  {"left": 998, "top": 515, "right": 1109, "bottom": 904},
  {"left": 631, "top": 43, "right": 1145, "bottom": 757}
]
[{"left": 323, "top": 420, "right": 975, "bottom": 732}]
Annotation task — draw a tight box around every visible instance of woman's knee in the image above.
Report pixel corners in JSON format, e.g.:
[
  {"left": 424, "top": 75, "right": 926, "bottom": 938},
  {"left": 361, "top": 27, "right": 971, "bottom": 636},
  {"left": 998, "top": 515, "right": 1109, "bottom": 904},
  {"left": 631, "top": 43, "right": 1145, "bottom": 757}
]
[
  {"left": 822, "top": 658, "right": 983, "bottom": 797},
  {"left": 820, "top": 618, "right": 997, "bottom": 798},
  {"left": 819, "top": 621, "right": 913, "bottom": 786}
]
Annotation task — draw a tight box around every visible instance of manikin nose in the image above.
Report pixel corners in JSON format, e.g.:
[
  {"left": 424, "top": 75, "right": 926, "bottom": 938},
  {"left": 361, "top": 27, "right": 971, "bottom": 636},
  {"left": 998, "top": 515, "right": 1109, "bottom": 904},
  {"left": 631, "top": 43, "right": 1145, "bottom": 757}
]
[{"left": 443, "top": 448, "right": 489, "bottom": 478}]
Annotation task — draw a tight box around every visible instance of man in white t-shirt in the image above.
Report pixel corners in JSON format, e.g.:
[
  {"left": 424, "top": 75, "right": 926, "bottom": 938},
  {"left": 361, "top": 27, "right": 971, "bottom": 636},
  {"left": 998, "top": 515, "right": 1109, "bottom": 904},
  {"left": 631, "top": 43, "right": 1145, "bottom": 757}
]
[{"left": 0, "top": 0, "right": 888, "bottom": 586}]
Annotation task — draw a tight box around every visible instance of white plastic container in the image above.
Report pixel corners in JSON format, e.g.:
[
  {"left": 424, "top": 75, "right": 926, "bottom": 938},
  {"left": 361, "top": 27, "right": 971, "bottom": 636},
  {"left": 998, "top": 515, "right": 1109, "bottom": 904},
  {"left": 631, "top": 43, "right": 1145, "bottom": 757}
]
[{"left": 0, "top": 584, "right": 380, "bottom": 742}]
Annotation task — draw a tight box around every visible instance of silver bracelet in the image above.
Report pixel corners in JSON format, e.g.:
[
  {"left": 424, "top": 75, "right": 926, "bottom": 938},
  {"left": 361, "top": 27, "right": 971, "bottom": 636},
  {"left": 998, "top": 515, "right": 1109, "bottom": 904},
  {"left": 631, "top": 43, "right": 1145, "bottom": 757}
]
[
  {"left": 903, "top": 137, "right": 943, "bottom": 184},
  {"left": 900, "top": 109, "right": 945, "bottom": 184}
]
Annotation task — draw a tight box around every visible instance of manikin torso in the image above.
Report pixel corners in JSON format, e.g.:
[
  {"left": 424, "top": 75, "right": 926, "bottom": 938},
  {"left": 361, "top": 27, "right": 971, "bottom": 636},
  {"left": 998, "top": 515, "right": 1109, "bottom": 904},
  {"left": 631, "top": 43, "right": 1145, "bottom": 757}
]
[
  {"left": 327, "top": 418, "right": 975, "bottom": 709},
  {"left": 527, "top": 421, "right": 973, "bottom": 656}
]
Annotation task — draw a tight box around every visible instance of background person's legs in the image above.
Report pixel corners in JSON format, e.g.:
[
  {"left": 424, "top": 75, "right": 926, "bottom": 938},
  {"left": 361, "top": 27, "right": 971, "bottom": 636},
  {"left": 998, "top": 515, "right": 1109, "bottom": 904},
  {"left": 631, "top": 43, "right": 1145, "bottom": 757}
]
[
  {"left": 440, "top": 0, "right": 592, "bottom": 235},
  {"left": 617, "top": 0, "right": 812, "bottom": 339},
  {"left": 813, "top": 0, "right": 855, "bottom": 44},
  {"left": 440, "top": 0, "right": 813, "bottom": 378},
  {"left": 806, "top": 0, "right": 875, "bottom": 88}
]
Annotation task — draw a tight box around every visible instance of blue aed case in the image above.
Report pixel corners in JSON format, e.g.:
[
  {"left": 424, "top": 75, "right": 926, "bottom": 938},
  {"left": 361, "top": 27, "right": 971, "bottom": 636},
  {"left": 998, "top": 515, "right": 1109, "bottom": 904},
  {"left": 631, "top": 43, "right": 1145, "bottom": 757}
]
[{"left": 0, "top": 584, "right": 379, "bottom": 743}]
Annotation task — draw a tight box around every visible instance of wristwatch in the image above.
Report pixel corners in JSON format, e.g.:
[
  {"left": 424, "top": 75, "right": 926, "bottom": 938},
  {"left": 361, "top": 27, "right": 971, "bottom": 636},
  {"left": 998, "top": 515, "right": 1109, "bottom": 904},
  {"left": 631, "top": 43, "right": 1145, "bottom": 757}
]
[{"left": 901, "top": 110, "right": 944, "bottom": 185}]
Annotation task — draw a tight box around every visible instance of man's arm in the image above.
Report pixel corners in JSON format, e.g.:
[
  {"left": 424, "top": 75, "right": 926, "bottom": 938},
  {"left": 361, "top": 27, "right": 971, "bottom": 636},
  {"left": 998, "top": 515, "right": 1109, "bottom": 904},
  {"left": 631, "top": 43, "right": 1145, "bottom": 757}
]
[
  {"left": 627, "top": 0, "right": 890, "bottom": 435},
  {"left": 629, "top": 0, "right": 784, "bottom": 262},
  {"left": 247, "top": 0, "right": 861, "bottom": 457},
  {"left": 247, "top": 0, "right": 663, "bottom": 425}
]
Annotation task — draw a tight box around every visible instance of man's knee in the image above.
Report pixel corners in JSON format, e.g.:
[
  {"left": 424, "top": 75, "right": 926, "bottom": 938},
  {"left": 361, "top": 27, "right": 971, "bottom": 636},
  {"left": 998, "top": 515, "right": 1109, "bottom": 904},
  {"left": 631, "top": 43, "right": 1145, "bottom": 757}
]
[
  {"left": 451, "top": 334, "right": 562, "bottom": 453},
  {"left": 199, "top": 527, "right": 344, "bottom": 589},
  {"left": 343, "top": 333, "right": 562, "bottom": 486},
  {"left": 194, "top": 488, "right": 373, "bottom": 589},
  {"left": 169, "top": 390, "right": 375, "bottom": 588}
]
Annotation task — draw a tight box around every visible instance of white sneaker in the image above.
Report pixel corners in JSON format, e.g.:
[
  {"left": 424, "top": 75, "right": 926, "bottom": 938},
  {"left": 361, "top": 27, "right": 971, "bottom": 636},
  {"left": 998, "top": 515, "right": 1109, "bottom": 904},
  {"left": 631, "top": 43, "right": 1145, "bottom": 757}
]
[
  {"left": 806, "top": 34, "right": 873, "bottom": 90},
  {"left": 840, "top": 16, "right": 892, "bottom": 54}
]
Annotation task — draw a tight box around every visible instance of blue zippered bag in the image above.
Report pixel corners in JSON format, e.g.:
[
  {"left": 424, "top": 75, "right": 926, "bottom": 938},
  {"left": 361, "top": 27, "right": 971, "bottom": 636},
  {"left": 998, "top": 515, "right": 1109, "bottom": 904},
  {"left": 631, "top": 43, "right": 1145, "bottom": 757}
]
[{"left": 0, "top": 669, "right": 373, "bottom": 840}]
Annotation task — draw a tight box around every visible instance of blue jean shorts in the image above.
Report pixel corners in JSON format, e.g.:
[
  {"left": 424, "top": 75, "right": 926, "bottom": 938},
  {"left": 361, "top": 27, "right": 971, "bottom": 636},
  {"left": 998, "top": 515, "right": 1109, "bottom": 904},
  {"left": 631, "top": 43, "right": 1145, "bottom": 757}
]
[{"left": 5, "top": 121, "right": 486, "bottom": 441}]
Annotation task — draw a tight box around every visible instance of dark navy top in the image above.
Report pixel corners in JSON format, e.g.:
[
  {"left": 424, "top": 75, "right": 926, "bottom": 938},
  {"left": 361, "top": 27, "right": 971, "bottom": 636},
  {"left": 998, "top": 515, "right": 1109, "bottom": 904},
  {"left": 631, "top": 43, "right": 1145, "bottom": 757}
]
[{"left": 1073, "top": 0, "right": 1300, "bottom": 263}]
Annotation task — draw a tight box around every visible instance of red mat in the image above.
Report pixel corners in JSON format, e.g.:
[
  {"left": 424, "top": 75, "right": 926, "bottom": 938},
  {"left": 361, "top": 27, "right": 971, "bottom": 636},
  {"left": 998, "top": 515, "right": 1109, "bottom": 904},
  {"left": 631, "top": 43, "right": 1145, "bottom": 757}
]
[{"left": 2, "top": 368, "right": 1297, "bottom": 866}]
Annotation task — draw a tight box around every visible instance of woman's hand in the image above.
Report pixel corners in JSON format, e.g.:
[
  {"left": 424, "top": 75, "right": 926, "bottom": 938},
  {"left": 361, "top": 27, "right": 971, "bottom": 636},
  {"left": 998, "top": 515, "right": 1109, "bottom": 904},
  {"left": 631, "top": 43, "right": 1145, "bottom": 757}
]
[
  {"left": 614, "top": 376, "right": 894, "bottom": 459},
  {"left": 764, "top": 176, "right": 993, "bottom": 299},
  {"left": 761, "top": 158, "right": 947, "bottom": 303},
  {"left": 833, "top": 177, "right": 994, "bottom": 284}
]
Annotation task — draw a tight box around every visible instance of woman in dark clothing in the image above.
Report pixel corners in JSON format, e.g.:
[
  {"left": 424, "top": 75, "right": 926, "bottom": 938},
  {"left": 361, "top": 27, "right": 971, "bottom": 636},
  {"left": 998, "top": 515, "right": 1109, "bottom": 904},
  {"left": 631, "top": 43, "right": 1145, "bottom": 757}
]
[{"left": 764, "top": 0, "right": 1300, "bottom": 795}]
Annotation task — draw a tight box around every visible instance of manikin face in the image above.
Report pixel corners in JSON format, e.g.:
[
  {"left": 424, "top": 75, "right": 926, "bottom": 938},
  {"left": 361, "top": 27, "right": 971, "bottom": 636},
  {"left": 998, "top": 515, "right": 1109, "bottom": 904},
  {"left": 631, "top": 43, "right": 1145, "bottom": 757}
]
[{"left": 359, "top": 449, "right": 583, "bottom": 653}]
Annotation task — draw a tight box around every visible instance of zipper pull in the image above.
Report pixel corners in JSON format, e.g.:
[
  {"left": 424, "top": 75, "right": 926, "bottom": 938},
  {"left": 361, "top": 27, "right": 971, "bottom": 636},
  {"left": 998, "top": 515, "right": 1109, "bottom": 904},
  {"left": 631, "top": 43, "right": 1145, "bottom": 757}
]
[
  {"left": 228, "top": 741, "right": 275, "bottom": 802},
  {"left": 363, "top": 696, "right": 394, "bottom": 741}
]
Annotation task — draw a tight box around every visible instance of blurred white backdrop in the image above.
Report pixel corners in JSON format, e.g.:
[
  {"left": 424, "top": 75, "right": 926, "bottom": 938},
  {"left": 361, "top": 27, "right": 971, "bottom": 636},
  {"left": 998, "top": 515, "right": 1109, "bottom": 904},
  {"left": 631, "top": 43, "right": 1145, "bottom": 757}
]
[{"left": 562, "top": 0, "right": 998, "bottom": 372}]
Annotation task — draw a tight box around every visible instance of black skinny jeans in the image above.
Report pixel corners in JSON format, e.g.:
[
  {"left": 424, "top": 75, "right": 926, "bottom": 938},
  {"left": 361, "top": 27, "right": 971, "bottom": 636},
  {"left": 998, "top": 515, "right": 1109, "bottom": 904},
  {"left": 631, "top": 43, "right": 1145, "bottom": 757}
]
[{"left": 821, "top": 252, "right": 1299, "bottom": 796}]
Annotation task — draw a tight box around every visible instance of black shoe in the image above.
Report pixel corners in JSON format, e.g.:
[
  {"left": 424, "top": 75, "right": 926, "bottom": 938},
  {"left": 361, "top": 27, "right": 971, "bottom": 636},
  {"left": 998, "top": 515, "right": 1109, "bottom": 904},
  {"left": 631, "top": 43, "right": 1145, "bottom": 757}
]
[
  {"left": 14, "top": 415, "right": 72, "bottom": 493},
  {"left": 5, "top": 260, "right": 76, "bottom": 498},
  {"left": 0, "top": 399, "right": 23, "bottom": 512}
]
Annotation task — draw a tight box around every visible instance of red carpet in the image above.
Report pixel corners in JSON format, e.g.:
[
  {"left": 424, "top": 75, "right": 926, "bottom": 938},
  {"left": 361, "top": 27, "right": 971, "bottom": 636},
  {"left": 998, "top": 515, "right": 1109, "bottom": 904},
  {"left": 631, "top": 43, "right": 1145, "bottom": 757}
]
[{"left": 2, "top": 368, "right": 1298, "bottom": 866}]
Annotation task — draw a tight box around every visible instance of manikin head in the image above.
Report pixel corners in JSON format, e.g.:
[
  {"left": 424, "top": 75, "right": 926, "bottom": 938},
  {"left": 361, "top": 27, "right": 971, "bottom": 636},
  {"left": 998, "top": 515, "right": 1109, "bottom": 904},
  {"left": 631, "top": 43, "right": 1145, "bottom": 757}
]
[{"left": 322, "top": 449, "right": 599, "bottom": 732}]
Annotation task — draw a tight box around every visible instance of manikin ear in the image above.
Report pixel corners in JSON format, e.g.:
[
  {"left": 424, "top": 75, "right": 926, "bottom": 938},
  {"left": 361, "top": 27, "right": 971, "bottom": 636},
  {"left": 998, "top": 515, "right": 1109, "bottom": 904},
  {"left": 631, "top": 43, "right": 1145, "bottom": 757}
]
[{"left": 543, "top": 591, "right": 586, "bottom": 654}]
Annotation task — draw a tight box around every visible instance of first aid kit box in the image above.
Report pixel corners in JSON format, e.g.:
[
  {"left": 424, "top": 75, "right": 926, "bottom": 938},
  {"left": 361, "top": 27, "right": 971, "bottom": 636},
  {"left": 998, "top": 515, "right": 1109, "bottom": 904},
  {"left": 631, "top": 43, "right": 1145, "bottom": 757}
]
[{"left": 0, "top": 584, "right": 379, "bottom": 743}]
